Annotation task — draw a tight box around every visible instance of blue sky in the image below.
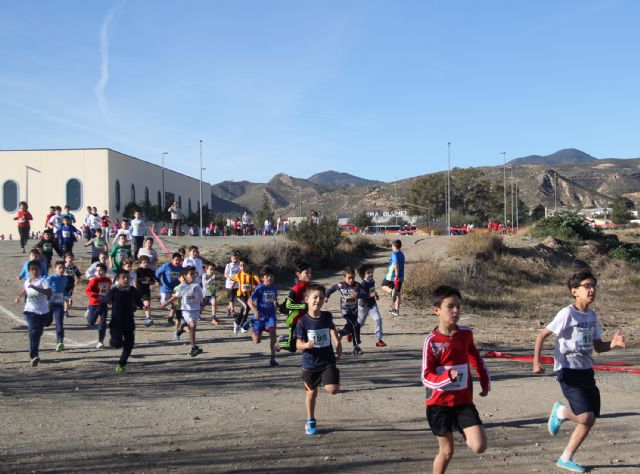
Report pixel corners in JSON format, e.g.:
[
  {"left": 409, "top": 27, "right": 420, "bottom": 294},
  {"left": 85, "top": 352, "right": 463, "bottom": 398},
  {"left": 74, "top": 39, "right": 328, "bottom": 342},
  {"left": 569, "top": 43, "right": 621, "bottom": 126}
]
[{"left": 1, "top": 0, "right": 639, "bottom": 184}]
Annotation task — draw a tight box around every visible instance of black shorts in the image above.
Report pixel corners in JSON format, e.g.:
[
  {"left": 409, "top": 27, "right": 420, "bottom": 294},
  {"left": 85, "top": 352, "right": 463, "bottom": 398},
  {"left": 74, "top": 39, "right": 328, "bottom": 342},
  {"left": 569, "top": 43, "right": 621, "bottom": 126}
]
[
  {"left": 426, "top": 404, "right": 482, "bottom": 437},
  {"left": 226, "top": 288, "right": 237, "bottom": 303},
  {"left": 140, "top": 292, "right": 151, "bottom": 302},
  {"left": 381, "top": 279, "right": 403, "bottom": 292},
  {"left": 302, "top": 365, "right": 340, "bottom": 391},
  {"left": 557, "top": 368, "right": 601, "bottom": 417}
]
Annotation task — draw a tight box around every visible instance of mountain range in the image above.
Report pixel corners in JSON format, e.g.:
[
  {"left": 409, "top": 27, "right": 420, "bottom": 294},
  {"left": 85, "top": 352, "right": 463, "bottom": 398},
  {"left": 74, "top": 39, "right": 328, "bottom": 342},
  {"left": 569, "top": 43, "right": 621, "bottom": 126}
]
[{"left": 210, "top": 149, "right": 640, "bottom": 217}]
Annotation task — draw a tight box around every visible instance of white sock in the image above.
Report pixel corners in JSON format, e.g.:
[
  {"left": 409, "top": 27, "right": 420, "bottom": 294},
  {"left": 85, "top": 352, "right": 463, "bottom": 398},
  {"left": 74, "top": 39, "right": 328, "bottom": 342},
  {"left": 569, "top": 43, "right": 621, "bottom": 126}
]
[
  {"left": 560, "top": 449, "right": 573, "bottom": 462},
  {"left": 557, "top": 405, "right": 568, "bottom": 420}
]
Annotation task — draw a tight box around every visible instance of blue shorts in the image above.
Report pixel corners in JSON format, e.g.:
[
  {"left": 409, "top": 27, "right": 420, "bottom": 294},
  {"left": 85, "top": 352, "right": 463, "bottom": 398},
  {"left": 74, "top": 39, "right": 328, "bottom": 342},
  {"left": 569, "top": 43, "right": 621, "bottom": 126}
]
[
  {"left": 253, "top": 315, "right": 277, "bottom": 334},
  {"left": 557, "top": 368, "right": 601, "bottom": 417}
]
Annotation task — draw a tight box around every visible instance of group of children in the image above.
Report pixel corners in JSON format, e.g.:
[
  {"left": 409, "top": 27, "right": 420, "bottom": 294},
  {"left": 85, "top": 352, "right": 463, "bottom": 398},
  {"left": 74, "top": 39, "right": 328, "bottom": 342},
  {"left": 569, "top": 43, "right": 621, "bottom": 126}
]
[{"left": 12, "top": 231, "right": 628, "bottom": 473}]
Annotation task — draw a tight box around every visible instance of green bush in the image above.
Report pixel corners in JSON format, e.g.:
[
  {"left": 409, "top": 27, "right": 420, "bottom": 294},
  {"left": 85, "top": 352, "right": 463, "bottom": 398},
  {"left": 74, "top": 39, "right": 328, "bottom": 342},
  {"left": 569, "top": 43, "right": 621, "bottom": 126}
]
[
  {"left": 530, "top": 212, "right": 600, "bottom": 243},
  {"left": 608, "top": 245, "right": 640, "bottom": 264},
  {"left": 287, "top": 217, "right": 344, "bottom": 263}
]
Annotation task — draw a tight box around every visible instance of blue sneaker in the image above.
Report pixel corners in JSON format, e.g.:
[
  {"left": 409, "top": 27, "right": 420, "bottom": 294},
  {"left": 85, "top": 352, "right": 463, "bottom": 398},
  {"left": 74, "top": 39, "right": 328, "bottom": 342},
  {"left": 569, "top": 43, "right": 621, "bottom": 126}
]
[
  {"left": 556, "top": 457, "right": 586, "bottom": 472},
  {"left": 305, "top": 419, "right": 317, "bottom": 435},
  {"left": 548, "top": 402, "right": 566, "bottom": 435}
]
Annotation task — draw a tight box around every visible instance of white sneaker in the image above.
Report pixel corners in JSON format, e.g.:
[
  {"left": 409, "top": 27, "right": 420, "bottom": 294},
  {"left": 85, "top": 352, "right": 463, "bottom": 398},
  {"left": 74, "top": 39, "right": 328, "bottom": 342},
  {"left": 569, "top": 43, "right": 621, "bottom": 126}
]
[
  {"left": 240, "top": 327, "right": 247, "bottom": 333},
  {"left": 96, "top": 342, "right": 104, "bottom": 349},
  {"left": 233, "top": 322, "right": 239, "bottom": 334}
]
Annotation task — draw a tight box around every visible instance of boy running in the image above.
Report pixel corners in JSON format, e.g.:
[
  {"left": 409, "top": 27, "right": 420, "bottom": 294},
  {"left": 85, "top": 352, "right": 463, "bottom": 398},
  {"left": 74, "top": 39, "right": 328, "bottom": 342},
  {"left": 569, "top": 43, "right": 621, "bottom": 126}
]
[
  {"left": 47, "top": 261, "right": 68, "bottom": 352},
  {"left": 277, "top": 259, "right": 312, "bottom": 353},
  {"left": 326, "top": 267, "right": 363, "bottom": 355},
  {"left": 35, "top": 229, "right": 62, "bottom": 272},
  {"left": 135, "top": 255, "right": 157, "bottom": 326},
  {"left": 224, "top": 252, "right": 241, "bottom": 317},
  {"left": 533, "top": 269, "right": 626, "bottom": 473},
  {"left": 248, "top": 266, "right": 280, "bottom": 367},
  {"left": 231, "top": 258, "right": 260, "bottom": 334},
  {"left": 202, "top": 263, "right": 218, "bottom": 326},
  {"left": 85, "top": 263, "right": 112, "bottom": 348},
  {"left": 85, "top": 251, "right": 111, "bottom": 279},
  {"left": 15, "top": 261, "right": 52, "bottom": 366},
  {"left": 380, "top": 239, "right": 405, "bottom": 316},
  {"left": 357, "top": 264, "right": 386, "bottom": 347},
  {"left": 156, "top": 252, "right": 183, "bottom": 325},
  {"left": 14, "top": 201, "right": 33, "bottom": 253},
  {"left": 62, "top": 252, "right": 81, "bottom": 316},
  {"left": 101, "top": 270, "right": 144, "bottom": 373},
  {"left": 109, "top": 233, "right": 132, "bottom": 272},
  {"left": 294, "top": 283, "right": 342, "bottom": 435},
  {"left": 137, "top": 237, "right": 158, "bottom": 270},
  {"left": 422, "top": 285, "right": 490, "bottom": 474},
  {"left": 130, "top": 210, "right": 147, "bottom": 258},
  {"left": 84, "top": 227, "right": 108, "bottom": 263}
]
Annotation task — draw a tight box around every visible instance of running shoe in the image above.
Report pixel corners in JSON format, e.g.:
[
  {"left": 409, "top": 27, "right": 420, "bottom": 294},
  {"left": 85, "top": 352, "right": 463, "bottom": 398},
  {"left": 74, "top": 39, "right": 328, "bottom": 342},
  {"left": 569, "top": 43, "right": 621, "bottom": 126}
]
[
  {"left": 548, "top": 402, "right": 566, "bottom": 436},
  {"left": 64, "top": 311, "right": 70, "bottom": 318},
  {"left": 233, "top": 322, "right": 239, "bottom": 334},
  {"left": 167, "top": 317, "right": 174, "bottom": 326},
  {"left": 269, "top": 358, "right": 280, "bottom": 367},
  {"left": 115, "top": 364, "right": 126, "bottom": 374},
  {"left": 354, "top": 346, "right": 363, "bottom": 356},
  {"left": 96, "top": 341, "right": 104, "bottom": 349},
  {"left": 30, "top": 357, "right": 40, "bottom": 367},
  {"left": 240, "top": 327, "right": 247, "bottom": 333},
  {"left": 305, "top": 419, "right": 318, "bottom": 435},
  {"left": 389, "top": 309, "right": 399, "bottom": 316},
  {"left": 190, "top": 346, "right": 203, "bottom": 357},
  {"left": 173, "top": 331, "right": 180, "bottom": 341},
  {"left": 555, "top": 458, "right": 586, "bottom": 473},
  {"left": 56, "top": 342, "right": 64, "bottom": 352},
  {"left": 143, "top": 318, "right": 154, "bottom": 327},
  {"left": 375, "top": 340, "right": 387, "bottom": 347}
]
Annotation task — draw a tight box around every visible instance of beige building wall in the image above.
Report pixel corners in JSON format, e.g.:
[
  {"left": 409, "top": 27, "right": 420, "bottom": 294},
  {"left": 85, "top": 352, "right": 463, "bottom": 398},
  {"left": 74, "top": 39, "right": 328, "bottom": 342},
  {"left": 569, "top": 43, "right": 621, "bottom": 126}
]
[{"left": 1, "top": 149, "right": 211, "bottom": 236}]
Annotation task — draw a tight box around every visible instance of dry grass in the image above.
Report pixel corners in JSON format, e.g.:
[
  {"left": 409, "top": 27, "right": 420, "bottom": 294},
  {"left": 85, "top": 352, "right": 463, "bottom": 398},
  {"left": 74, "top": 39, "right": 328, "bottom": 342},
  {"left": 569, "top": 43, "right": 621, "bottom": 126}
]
[{"left": 448, "top": 232, "right": 504, "bottom": 258}]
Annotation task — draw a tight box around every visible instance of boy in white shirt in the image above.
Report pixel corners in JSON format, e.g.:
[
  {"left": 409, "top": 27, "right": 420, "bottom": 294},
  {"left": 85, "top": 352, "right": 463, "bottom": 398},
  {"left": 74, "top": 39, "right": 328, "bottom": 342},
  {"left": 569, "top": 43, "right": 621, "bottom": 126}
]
[{"left": 224, "top": 252, "right": 241, "bottom": 317}]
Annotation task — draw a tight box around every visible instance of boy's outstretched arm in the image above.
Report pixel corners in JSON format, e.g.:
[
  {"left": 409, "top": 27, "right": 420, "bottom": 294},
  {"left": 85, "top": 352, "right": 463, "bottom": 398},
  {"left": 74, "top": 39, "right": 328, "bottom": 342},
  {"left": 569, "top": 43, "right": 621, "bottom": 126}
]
[
  {"left": 533, "top": 328, "right": 553, "bottom": 374},
  {"left": 594, "top": 329, "right": 626, "bottom": 353}
]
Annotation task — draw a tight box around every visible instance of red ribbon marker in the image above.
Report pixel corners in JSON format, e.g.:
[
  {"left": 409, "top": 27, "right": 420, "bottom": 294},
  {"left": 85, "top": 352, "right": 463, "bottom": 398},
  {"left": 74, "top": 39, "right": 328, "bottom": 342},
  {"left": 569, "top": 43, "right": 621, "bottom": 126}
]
[{"left": 485, "top": 351, "right": 640, "bottom": 374}]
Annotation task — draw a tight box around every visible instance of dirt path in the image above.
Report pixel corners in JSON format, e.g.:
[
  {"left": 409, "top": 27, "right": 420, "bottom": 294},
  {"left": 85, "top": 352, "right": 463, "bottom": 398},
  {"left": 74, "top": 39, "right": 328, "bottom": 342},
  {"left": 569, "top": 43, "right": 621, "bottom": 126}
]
[{"left": 1, "top": 237, "right": 638, "bottom": 473}]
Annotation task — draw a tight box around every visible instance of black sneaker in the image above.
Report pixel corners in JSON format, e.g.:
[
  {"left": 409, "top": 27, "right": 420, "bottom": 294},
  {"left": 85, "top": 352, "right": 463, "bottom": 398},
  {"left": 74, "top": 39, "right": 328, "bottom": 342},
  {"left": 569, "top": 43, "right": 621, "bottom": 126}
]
[
  {"left": 167, "top": 317, "right": 175, "bottom": 326},
  {"left": 353, "top": 346, "right": 363, "bottom": 356},
  {"left": 190, "top": 346, "right": 203, "bottom": 357}
]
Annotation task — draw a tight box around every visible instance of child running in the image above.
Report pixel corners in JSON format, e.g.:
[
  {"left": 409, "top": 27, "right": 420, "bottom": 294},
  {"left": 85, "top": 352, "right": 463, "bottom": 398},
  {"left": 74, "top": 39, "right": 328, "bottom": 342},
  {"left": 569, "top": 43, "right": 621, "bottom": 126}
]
[
  {"left": 294, "top": 283, "right": 342, "bottom": 435},
  {"left": 224, "top": 252, "right": 241, "bottom": 318},
  {"left": 15, "top": 261, "right": 52, "bottom": 366},
  {"left": 137, "top": 237, "right": 158, "bottom": 270},
  {"left": 35, "top": 229, "right": 62, "bottom": 273},
  {"left": 248, "top": 266, "right": 280, "bottom": 367},
  {"left": 155, "top": 252, "right": 183, "bottom": 325},
  {"left": 231, "top": 258, "right": 260, "bottom": 334},
  {"left": 85, "top": 263, "right": 112, "bottom": 349},
  {"left": 84, "top": 227, "right": 108, "bottom": 263},
  {"left": 62, "top": 252, "right": 81, "bottom": 317},
  {"left": 161, "top": 266, "right": 204, "bottom": 357},
  {"left": 85, "top": 251, "right": 111, "bottom": 279},
  {"left": 421, "top": 285, "right": 490, "bottom": 474},
  {"left": 135, "top": 255, "right": 157, "bottom": 326},
  {"left": 183, "top": 246, "right": 204, "bottom": 283},
  {"left": 201, "top": 263, "right": 219, "bottom": 326},
  {"left": 533, "top": 269, "right": 626, "bottom": 473},
  {"left": 109, "top": 233, "right": 132, "bottom": 272},
  {"left": 278, "top": 259, "right": 312, "bottom": 352},
  {"left": 47, "top": 261, "right": 68, "bottom": 352},
  {"left": 357, "top": 264, "right": 386, "bottom": 347},
  {"left": 326, "top": 267, "right": 363, "bottom": 355},
  {"left": 101, "top": 270, "right": 144, "bottom": 373}
]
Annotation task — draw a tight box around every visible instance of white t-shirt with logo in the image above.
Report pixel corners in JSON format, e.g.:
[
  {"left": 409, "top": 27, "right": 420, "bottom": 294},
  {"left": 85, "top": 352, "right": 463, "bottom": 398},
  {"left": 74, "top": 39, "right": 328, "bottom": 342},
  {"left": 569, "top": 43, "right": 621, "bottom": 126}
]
[
  {"left": 547, "top": 305, "right": 604, "bottom": 371},
  {"left": 225, "top": 262, "right": 240, "bottom": 289},
  {"left": 175, "top": 283, "right": 204, "bottom": 311},
  {"left": 23, "top": 277, "right": 51, "bottom": 314}
]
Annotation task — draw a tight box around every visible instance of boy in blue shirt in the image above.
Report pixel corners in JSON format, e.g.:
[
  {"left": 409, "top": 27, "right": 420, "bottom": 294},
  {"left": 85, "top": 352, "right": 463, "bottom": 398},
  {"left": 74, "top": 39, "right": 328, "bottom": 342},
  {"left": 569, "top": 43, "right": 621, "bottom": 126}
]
[
  {"left": 17, "top": 249, "right": 48, "bottom": 280},
  {"left": 155, "top": 252, "right": 184, "bottom": 325},
  {"left": 380, "top": 239, "right": 405, "bottom": 316},
  {"left": 57, "top": 215, "right": 80, "bottom": 255},
  {"left": 294, "top": 283, "right": 342, "bottom": 435},
  {"left": 46, "top": 261, "right": 68, "bottom": 352},
  {"left": 248, "top": 266, "right": 280, "bottom": 367}
]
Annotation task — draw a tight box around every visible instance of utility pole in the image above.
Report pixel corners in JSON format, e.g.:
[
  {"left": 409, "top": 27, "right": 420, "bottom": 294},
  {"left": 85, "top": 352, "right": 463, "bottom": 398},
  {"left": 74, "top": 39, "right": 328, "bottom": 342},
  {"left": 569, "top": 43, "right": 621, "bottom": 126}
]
[
  {"left": 447, "top": 142, "right": 451, "bottom": 235},
  {"left": 510, "top": 166, "right": 514, "bottom": 229},
  {"left": 199, "top": 140, "right": 204, "bottom": 237},
  {"left": 501, "top": 152, "right": 507, "bottom": 225}
]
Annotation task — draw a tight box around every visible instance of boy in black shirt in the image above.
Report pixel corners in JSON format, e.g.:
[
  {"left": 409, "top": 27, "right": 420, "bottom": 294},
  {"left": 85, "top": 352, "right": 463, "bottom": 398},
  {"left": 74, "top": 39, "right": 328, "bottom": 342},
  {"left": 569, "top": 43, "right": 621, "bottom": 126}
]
[
  {"left": 35, "top": 229, "right": 62, "bottom": 272},
  {"left": 101, "top": 270, "right": 144, "bottom": 373},
  {"left": 294, "top": 283, "right": 342, "bottom": 435},
  {"left": 135, "top": 255, "right": 157, "bottom": 327}
]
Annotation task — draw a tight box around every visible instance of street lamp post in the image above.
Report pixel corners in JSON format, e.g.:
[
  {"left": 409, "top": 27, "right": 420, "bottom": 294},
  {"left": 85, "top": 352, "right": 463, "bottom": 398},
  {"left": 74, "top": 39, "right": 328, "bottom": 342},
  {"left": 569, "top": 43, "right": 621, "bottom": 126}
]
[
  {"left": 501, "top": 152, "right": 507, "bottom": 226},
  {"left": 199, "top": 140, "right": 204, "bottom": 237},
  {"left": 161, "top": 152, "right": 168, "bottom": 209},
  {"left": 394, "top": 180, "right": 398, "bottom": 225},
  {"left": 298, "top": 186, "right": 302, "bottom": 218},
  {"left": 510, "top": 166, "right": 514, "bottom": 230},
  {"left": 25, "top": 165, "right": 41, "bottom": 203},
  {"left": 515, "top": 179, "right": 519, "bottom": 233},
  {"left": 447, "top": 142, "right": 451, "bottom": 235}
]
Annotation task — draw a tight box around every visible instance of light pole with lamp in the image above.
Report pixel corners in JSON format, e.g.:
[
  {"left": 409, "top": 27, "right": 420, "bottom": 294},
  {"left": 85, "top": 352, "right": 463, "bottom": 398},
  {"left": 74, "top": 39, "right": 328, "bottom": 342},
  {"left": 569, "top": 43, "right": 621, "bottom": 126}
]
[
  {"left": 515, "top": 179, "right": 519, "bottom": 233},
  {"left": 447, "top": 142, "right": 451, "bottom": 235},
  {"left": 510, "top": 166, "right": 514, "bottom": 230},
  {"left": 161, "top": 152, "right": 168, "bottom": 209},
  {"left": 501, "top": 152, "right": 507, "bottom": 226},
  {"left": 393, "top": 180, "right": 398, "bottom": 225},
  {"left": 298, "top": 186, "right": 302, "bottom": 218},
  {"left": 199, "top": 140, "right": 204, "bottom": 237}
]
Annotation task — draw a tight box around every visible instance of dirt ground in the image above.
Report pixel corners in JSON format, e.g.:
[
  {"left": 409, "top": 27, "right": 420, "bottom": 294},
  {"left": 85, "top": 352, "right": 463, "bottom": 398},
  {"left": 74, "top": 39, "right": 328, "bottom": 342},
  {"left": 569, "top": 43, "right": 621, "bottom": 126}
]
[{"left": 1, "top": 235, "right": 638, "bottom": 473}]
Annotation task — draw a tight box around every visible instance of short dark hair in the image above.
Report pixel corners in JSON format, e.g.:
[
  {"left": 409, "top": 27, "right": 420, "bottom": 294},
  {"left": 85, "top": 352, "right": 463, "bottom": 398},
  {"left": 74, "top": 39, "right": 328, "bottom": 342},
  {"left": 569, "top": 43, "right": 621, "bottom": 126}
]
[
  {"left": 42, "top": 229, "right": 52, "bottom": 235},
  {"left": 138, "top": 255, "right": 150, "bottom": 263},
  {"left": 293, "top": 258, "right": 311, "bottom": 274},
  {"left": 188, "top": 245, "right": 198, "bottom": 252},
  {"left": 431, "top": 285, "right": 462, "bottom": 307},
  {"left": 568, "top": 269, "right": 597, "bottom": 291},
  {"left": 358, "top": 264, "right": 374, "bottom": 278},
  {"left": 94, "top": 227, "right": 102, "bottom": 233},
  {"left": 392, "top": 239, "right": 402, "bottom": 249},
  {"left": 27, "top": 261, "right": 41, "bottom": 271},
  {"left": 239, "top": 257, "right": 249, "bottom": 265},
  {"left": 96, "top": 263, "right": 107, "bottom": 271},
  {"left": 306, "top": 283, "right": 326, "bottom": 297},
  {"left": 64, "top": 252, "right": 74, "bottom": 258},
  {"left": 171, "top": 252, "right": 182, "bottom": 260},
  {"left": 145, "top": 237, "right": 154, "bottom": 243},
  {"left": 53, "top": 260, "right": 64, "bottom": 268},
  {"left": 183, "top": 265, "right": 196, "bottom": 275},
  {"left": 343, "top": 266, "right": 355, "bottom": 277},
  {"left": 260, "top": 265, "right": 274, "bottom": 277},
  {"left": 114, "top": 269, "right": 129, "bottom": 279}
]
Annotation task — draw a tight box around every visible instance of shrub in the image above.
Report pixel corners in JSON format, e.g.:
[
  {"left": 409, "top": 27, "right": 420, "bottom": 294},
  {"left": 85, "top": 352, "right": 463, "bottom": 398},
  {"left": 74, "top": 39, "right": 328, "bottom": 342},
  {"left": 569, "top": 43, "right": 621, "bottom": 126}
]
[
  {"left": 287, "top": 217, "right": 345, "bottom": 263},
  {"left": 530, "top": 212, "right": 600, "bottom": 243},
  {"left": 608, "top": 244, "right": 640, "bottom": 264},
  {"left": 449, "top": 232, "right": 504, "bottom": 258},
  {"left": 403, "top": 260, "right": 458, "bottom": 301}
]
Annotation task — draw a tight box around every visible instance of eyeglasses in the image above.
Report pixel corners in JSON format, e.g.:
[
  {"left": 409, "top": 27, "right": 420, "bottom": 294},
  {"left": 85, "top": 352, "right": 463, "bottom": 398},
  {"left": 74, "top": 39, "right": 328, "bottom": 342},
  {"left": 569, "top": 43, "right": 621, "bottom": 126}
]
[{"left": 578, "top": 283, "right": 597, "bottom": 290}]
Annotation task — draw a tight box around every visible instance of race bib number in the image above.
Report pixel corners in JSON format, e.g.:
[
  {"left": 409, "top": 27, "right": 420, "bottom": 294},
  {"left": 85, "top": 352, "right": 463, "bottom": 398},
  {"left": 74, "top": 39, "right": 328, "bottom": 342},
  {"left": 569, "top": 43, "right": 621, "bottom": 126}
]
[
  {"left": 241, "top": 283, "right": 251, "bottom": 293},
  {"left": 62, "top": 230, "right": 71, "bottom": 238},
  {"left": 577, "top": 327, "right": 594, "bottom": 351},
  {"left": 27, "top": 290, "right": 39, "bottom": 304},
  {"left": 98, "top": 283, "right": 109, "bottom": 295},
  {"left": 187, "top": 292, "right": 200, "bottom": 304},
  {"left": 118, "top": 249, "right": 128, "bottom": 261},
  {"left": 436, "top": 364, "right": 468, "bottom": 391},
  {"left": 51, "top": 292, "right": 64, "bottom": 304},
  {"left": 265, "top": 291, "right": 276, "bottom": 302},
  {"left": 140, "top": 277, "right": 150, "bottom": 285},
  {"left": 43, "top": 243, "right": 52, "bottom": 252},
  {"left": 94, "top": 238, "right": 105, "bottom": 248},
  {"left": 170, "top": 271, "right": 180, "bottom": 280},
  {"left": 307, "top": 328, "right": 330, "bottom": 348},
  {"left": 18, "top": 217, "right": 25, "bottom": 223}
]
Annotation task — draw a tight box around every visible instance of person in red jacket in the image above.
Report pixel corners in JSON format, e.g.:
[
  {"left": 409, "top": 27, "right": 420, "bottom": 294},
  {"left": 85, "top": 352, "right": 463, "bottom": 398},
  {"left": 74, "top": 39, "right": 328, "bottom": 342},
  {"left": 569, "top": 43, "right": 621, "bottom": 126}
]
[
  {"left": 85, "top": 264, "right": 112, "bottom": 349},
  {"left": 421, "top": 285, "right": 490, "bottom": 474},
  {"left": 14, "top": 201, "right": 33, "bottom": 253}
]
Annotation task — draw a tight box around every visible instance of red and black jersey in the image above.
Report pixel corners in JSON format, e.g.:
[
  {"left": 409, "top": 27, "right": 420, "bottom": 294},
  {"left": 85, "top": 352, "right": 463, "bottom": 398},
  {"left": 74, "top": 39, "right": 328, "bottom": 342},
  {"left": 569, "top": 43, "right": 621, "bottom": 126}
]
[{"left": 421, "top": 326, "right": 490, "bottom": 407}]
